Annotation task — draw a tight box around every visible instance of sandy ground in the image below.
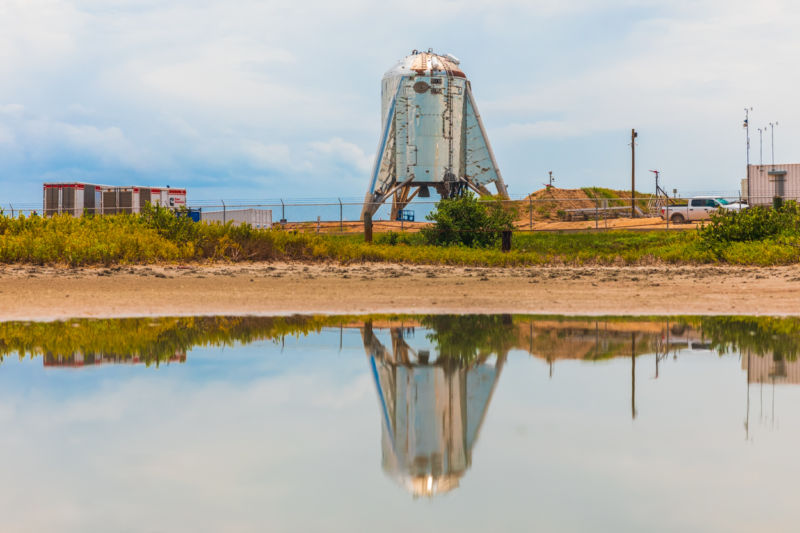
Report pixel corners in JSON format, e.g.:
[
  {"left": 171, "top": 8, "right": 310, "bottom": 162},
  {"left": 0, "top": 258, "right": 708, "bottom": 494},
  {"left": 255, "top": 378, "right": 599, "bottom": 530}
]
[
  {"left": 2, "top": 262, "right": 800, "bottom": 321},
  {"left": 516, "top": 216, "right": 699, "bottom": 231},
  {"left": 284, "top": 217, "right": 697, "bottom": 233}
]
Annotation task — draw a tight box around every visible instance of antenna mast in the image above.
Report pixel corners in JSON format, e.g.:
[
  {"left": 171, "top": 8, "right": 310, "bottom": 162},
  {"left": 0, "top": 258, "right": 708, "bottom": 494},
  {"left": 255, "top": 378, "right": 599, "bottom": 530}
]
[{"left": 646, "top": 169, "right": 673, "bottom": 216}]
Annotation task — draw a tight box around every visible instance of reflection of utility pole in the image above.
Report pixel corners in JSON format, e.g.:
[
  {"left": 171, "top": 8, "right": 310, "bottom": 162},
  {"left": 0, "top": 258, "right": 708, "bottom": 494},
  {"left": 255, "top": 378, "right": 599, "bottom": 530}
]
[
  {"left": 655, "top": 342, "right": 660, "bottom": 379},
  {"left": 655, "top": 320, "right": 663, "bottom": 379},
  {"left": 631, "top": 332, "right": 637, "bottom": 420},
  {"left": 529, "top": 321, "right": 533, "bottom": 356},
  {"left": 657, "top": 318, "right": 670, "bottom": 379},
  {"left": 595, "top": 322, "right": 600, "bottom": 359},
  {"left": 772, "top": 376, "right": 776, "bottom": 429},
  {"left": 745, "top": 350, "right": 750, "bottom": 440}
]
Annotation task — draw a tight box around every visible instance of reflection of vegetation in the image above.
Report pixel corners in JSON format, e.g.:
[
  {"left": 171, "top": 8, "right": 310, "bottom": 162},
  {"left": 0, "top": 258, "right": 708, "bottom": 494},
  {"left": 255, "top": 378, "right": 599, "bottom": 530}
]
[
  {"left": 526, "top": 324, "right": 659, "bottom": 361},
  {"left": 0, "top": 315, "right": 364, "bottom": 366},
  {"left": 696, "top": 316, "right": 800, "bottom": 361},
  {"left": 422, "top": 315, "right": 518, "bottom": 364},
  {"left": 2, "top": 314, "right": 800, "bottom": 367}
]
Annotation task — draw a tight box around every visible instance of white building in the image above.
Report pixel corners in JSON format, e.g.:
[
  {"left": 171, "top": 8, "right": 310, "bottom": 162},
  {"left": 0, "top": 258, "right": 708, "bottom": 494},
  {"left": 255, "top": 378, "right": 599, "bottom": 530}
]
[
  {"left": 200, "top": 208, "right": 272, "bottom": 229},
  {"left": 744, "top": 164, "right": 800, "bottom": 206}
]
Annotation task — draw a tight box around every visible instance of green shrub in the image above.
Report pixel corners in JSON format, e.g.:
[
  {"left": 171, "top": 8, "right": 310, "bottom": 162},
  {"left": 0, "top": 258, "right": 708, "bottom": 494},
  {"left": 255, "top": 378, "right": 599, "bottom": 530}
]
[
  {"left": 699, "top": 202, "right": 800, "bottom": 244},
  {"left": 376, "top": 231, "right": 400, "bottom": 246},
  {"left": 421, "top": 193, "right": 516, "bottom": 248}
]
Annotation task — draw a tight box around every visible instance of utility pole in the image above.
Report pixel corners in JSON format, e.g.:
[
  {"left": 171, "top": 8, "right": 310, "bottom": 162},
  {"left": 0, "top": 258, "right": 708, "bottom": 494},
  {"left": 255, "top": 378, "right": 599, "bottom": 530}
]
[
  {"left": 770, "top": 121, "right": 779, "bottom": 169},
  {"left": 744, "top": 108, "right": 752, "bottom": 201},
  {"left": 758, "top": 127, "right": 764, "bottom": 166},
  {"left": 631, "top": 129, "right": 637, "bottom": 218},
  {"left": 548, "top": 171, "right": 554, "bottom": 188}
]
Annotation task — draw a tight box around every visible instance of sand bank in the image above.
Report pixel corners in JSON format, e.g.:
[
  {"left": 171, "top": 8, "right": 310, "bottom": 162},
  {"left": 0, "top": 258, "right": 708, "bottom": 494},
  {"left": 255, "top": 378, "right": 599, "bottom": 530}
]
[{"left": 2, "top": 262, "right": 800, "bottom": 321}]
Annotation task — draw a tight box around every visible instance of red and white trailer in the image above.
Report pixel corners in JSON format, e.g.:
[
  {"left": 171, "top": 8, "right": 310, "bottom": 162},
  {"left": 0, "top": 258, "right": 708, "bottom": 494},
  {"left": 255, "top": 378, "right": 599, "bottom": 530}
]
[{"left": 148, "top": 188, "right": 187, "bottom": 209}]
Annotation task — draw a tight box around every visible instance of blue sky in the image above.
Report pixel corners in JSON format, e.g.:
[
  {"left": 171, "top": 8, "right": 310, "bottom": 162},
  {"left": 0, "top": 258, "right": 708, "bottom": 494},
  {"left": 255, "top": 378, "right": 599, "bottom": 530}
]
[{"left": 2, "top": 0, "right": 799, "bottom": 206}]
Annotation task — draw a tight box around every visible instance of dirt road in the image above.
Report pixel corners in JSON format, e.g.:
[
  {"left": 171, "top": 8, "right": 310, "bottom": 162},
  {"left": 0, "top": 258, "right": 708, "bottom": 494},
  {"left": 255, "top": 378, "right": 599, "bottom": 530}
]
[{"left": 1, "top": 262, "right": 799, "bottom": 321}]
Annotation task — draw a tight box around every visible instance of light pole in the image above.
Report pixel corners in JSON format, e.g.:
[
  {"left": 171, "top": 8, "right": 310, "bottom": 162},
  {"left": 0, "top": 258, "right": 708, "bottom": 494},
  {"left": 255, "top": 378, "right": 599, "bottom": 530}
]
[
  {"left": 769, "top": 121, "right": 779, "bottom": 169},
  {"left": 758, "top": 127, "right": 764, "bottom": 166},
  {"left": 744, "top": 108, "right": 752, "bottom": 200}
]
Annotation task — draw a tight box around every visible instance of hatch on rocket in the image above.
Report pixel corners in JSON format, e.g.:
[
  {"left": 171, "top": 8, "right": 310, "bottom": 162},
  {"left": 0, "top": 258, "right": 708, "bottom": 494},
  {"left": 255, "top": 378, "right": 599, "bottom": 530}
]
[{"left": 361, "top": 50, "right": 509, "bottom": 220}]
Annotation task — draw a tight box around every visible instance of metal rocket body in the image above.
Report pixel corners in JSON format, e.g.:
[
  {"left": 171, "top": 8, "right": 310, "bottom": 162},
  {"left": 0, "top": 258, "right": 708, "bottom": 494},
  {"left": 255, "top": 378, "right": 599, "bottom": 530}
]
[{"left": 362, "top": 50, "right": 508, "bottom": 219}]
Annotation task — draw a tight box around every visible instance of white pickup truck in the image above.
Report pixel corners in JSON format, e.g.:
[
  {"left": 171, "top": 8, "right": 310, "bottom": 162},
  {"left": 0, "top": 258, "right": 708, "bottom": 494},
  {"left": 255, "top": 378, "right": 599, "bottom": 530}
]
[{"left": 661, "top": 196, "right": 748, "bottom": 224}]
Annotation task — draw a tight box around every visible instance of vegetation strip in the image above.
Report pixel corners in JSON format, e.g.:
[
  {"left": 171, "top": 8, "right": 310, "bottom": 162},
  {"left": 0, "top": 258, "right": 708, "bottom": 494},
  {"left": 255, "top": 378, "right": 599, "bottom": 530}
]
[{"left": 3, "top": 202, "right": 800, "bottom": 266}]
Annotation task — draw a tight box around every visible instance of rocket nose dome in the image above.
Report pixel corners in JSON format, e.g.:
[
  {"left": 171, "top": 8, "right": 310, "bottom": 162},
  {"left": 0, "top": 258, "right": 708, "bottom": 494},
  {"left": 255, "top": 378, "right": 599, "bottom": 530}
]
[{"left": 383, "top": 50, "right": 466, "bottom": 80}]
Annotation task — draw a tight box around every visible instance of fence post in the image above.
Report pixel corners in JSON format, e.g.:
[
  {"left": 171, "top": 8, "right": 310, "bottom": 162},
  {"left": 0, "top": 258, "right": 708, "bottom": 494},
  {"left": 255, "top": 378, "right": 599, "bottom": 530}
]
[
  {"left": 221, "top": 200, "right": 226, "bottom": 224},
  {"left": 9, "top": 204, "right": 13, "bottom": 217},
  {"left": 364, "top": 212, "right": 373, "bottom": 243},
  {"left": 529, "top": 196, "right": 533, "bottom": 231},
  {"left": 338, "top": 198, "right": 343, "bottom": 232},
  {"left": 595, "top": 198, "right": 599, "bottom": 230},
  {"left": 317, "top": 215, "right": 321, "bottom": 234},
  {"left": 280, "top": 199, "right": 286, "bottom": 224}
]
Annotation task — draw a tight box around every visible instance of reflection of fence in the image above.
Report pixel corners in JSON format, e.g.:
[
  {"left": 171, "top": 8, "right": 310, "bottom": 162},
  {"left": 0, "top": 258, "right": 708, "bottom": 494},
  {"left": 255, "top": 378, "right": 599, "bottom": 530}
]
[
  {"left": 2, "top": 194, "right": 786, "bottom": 235},
  {"left": 43, "top": 351, "right": 186, "bottom": 367}
]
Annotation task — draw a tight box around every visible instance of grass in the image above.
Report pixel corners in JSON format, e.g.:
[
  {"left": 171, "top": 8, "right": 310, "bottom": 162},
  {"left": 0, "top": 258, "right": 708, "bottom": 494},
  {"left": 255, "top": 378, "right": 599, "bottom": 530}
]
[{"left": 2, "top": 207, "right": 800, "bottom": 266}]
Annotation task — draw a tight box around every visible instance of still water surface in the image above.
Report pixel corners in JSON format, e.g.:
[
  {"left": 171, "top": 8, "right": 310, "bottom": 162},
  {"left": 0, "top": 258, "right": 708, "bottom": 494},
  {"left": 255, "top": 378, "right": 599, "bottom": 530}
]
[{"left": 0, "top": 314, "right": 798, "bottom": 532}]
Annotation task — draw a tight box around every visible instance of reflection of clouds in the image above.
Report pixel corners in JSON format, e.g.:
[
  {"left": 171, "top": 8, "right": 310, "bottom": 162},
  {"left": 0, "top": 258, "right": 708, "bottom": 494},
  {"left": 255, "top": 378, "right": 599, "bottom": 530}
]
[
  {"left": 0, "top": 348, "right": 375, "bottom": 532},
  {"left": 5, "top": 320, "right": 800, "bottom": 530}
]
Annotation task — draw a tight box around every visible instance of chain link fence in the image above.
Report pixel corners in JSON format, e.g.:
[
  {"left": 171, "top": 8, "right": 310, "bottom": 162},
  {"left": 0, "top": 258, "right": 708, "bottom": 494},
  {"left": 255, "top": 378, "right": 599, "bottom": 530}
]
[{"left": 1, "top": 193, "right": 786, "bottom": 235}]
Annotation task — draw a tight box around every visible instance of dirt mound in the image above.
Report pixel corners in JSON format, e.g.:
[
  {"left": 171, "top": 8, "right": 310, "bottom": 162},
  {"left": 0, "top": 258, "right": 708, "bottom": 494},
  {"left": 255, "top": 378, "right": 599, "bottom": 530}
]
[
  {"left": 513, "top": 187, "right": 599, "bottom": 225},
  {"left": 529, "top": 187, "right": 597, "bottom": 209}
]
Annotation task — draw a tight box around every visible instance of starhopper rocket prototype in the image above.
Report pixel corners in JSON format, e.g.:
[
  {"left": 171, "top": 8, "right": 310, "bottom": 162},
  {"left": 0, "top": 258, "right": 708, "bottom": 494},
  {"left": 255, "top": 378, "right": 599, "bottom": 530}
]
[{"left": 362, "top": 50, "right": 509, "bottom": 220}]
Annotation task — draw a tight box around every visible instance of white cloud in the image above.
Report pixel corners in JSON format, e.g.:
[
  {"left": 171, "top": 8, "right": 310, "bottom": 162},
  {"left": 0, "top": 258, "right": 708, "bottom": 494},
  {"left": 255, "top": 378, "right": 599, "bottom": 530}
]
[
  {"left": 309, "top": 137, "right": 373, "bottom": 173},
  {"left": 0, "top": 125, "right": 15, "bottom": 146},
  {"left": 4, "top": 0, "right": 800, "bottom": 199},
  {"left": 4, "top": 112, "right": 154, "bottom": 170},
  {"left": 239, "top": 140, "right": 294, "bottom": 170},
  {"left": 0, "top": 104, "right": 25, "bottom": 116}
]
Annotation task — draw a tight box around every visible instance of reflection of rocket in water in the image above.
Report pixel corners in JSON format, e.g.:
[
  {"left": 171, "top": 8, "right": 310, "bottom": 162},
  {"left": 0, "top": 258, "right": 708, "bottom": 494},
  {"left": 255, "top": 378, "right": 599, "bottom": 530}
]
[{"left": 362, "top": 323, "right": 505, "bottom": 497}]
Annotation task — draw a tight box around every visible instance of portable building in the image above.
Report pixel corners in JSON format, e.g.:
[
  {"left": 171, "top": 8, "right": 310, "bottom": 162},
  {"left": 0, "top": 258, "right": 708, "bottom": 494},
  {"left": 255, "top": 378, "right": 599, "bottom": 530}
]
[
  {"left": 43, "top": 183, "right": 188, "bottom": 216},
  {"left": 146, "top": 188, "right": 187, "bottom": 210},
  {"left": 744, "top": 164, "right": 800, "bottom": 206},
  {"left": 201, "top": 208, "right": 272, "bottom": 229},
  {"left": 101, "top": 186, "right": 137, "bottom": 214},
  {"left": 43, "top": 183, "right": 103, "bottom": 216}
]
